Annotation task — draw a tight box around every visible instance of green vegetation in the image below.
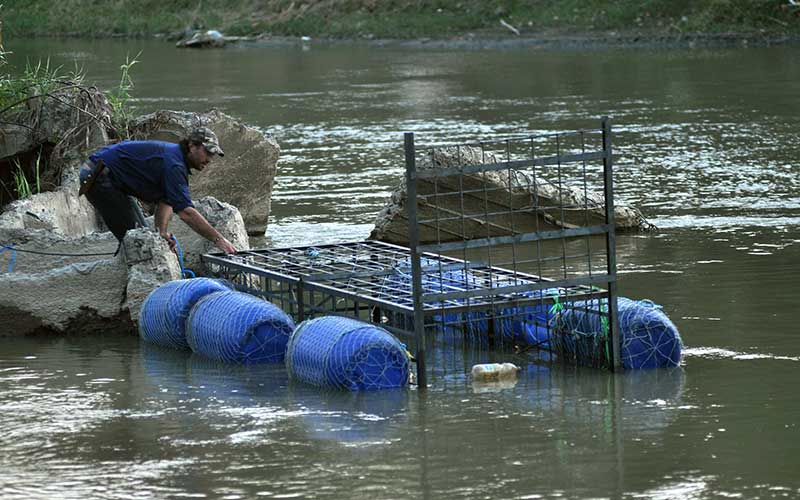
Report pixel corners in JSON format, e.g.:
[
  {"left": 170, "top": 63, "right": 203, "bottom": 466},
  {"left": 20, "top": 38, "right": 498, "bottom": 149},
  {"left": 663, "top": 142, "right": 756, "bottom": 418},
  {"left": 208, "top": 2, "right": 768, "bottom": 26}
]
[
  {"left": 0, "top": 48, "right": 138, "bottom": 136},
  {"left": 10, "top": 154, "right": 39, "bottom": 199},
  {"left": 0, "top": 12, "right": 140, "bottom": 201},
  {"left": 1, "top": 0, "right": 799, "bottom": 39},
  {"left": 106, "top": 52, "right": 140, "bottom": 139},
  {"left": 0, "top": 58, "right": 83, "bottom": 110}
]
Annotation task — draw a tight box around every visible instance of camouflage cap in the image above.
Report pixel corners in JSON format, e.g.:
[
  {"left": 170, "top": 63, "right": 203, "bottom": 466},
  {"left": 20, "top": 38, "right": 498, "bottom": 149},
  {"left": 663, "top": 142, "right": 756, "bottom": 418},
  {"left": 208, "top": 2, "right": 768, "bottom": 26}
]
[{"left": 189, "top": 127, "right": 224, "bottom": 157}]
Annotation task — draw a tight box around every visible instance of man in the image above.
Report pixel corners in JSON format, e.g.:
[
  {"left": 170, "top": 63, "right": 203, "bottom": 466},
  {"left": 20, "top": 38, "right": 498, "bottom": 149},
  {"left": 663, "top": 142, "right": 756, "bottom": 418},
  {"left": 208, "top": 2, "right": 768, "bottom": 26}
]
[{"left": 79, "top": 127, "right": 237, "bottom": 254}]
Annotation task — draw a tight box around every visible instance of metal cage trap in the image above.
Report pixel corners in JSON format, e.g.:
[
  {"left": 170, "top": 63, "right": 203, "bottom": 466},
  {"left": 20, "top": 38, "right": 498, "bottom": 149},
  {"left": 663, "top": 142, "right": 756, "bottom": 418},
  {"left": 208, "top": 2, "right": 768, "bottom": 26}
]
[{"left": 204, "top": 118, "right": 620, "bottom": 387}]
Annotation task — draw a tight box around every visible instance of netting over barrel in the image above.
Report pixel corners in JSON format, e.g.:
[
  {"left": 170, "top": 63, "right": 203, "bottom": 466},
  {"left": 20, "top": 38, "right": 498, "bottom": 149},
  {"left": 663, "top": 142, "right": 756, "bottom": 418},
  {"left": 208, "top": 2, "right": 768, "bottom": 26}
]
[
  {"left": 186, "top": 291, "right": 295, "bottom": 364},
  {"left": 381, "top": 259, "right": 555, "bottom": 346},
  {"left": 286, "top": 316, "right": 410, "bottom": 391},
  {"left": 138, "top": 278, "right": 231, "bottom": 349},
  {"left": 549, "top": 297, "right": 682, "bottom": 369},
  {"left": 375, "top": 255, "right": 682, "bottom": 368}
]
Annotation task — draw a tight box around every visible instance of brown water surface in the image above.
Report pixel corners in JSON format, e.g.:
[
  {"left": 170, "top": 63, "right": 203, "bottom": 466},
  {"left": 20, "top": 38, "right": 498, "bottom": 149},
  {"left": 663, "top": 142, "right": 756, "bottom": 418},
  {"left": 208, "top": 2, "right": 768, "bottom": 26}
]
[{"left": 1, "top": 39, "right": 798, "bottom": 499}]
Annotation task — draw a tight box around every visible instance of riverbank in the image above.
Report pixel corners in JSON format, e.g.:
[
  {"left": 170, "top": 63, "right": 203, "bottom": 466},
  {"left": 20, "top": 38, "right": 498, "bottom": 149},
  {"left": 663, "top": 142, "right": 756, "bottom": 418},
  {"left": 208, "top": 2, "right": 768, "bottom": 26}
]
[
  {"left": 238, "top": 30, "right": 800, "bottom": 51},
  {"left": 2, "top": 0, "right": 799, "bottom": 42}
]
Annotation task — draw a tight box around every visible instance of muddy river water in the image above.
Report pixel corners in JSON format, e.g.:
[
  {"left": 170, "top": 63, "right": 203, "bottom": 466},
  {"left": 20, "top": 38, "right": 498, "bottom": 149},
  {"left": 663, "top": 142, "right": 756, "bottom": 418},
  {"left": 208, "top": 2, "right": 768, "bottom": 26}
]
[{"left": 1, "top": 38, "right": 798, "bottom": 499}]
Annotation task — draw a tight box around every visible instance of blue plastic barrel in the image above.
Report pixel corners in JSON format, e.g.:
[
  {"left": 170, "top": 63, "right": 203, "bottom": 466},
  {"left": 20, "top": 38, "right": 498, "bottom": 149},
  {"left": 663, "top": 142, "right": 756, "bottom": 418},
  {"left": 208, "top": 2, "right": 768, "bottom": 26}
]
[
  {"left": 138, "top": 278, "right": 231, "bottom": 350},
  {"left": 186, "top": 291, "right": 295, "bottom": 364},
  {"left": 286, "top": 316, "right": 410, "bottom": 391},
  {"left": 551, "top": 297, "right": 683, "bottom": 369}
]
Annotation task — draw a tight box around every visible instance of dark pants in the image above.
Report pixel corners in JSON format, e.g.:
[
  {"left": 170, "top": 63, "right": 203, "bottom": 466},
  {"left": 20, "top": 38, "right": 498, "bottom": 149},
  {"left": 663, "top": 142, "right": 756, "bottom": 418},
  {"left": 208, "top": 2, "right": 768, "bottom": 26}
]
[{"left": 80, "top": 162, "right": 148, "bottom": 242}]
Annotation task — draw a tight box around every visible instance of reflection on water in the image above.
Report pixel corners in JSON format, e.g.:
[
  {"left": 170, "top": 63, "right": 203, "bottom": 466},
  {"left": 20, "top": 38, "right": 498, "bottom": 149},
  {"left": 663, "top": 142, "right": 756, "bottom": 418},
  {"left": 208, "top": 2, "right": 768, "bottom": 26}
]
[
  {"left": 291, "top": 387, "right": 410, "bottom": 446},
  {"left": 683, "top": 346, "right": 800, "bottom": 362},
  {"left": 1, "top": 38, "right": 799, "bottom": 498}
]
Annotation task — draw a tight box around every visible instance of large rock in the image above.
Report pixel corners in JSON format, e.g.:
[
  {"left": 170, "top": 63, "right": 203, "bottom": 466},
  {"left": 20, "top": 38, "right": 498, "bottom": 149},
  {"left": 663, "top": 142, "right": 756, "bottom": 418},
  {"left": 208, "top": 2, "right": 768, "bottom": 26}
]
[
  {"left": 129, "top": 109, "right": 280, "bottom": 236},
  {"left": 122, "top": 229, "right": 184, "bottom": 324},
  {"left": 0, "top": 228, "right": 180, "bottom": 336},
  {"left": 0, "top": 193, "right": 246, "bottom": 336},
  {"left": 370, "top": 145, "right": 653, "bottom": 245},
  {"left": 0, "top": 85, "right": 112, "bottom": 162},
  {"left": 167, "top": 196, "right": 250, "bottom": 276},
  {"left": 0, "top": 174, "right": 103, "bottom": 236}
]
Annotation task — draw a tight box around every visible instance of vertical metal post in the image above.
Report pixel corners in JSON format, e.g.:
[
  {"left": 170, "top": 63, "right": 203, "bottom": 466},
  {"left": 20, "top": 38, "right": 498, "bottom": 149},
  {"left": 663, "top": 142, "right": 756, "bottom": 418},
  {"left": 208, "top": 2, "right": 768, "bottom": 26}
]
[
  {"left": 405, "top": 132, "right": 427, "bottom": 389},
  {"left": 487, "top": 313, "right": 496, "bottom": 350},
  {"left": 296, "top": 280, "right": 306, "bottom": 322},
  {"left": 602, "top": 117, "right": 622, "bottom": 371},
  {"left": 371, "top": 306, "right": 381, "bottom": 324}
]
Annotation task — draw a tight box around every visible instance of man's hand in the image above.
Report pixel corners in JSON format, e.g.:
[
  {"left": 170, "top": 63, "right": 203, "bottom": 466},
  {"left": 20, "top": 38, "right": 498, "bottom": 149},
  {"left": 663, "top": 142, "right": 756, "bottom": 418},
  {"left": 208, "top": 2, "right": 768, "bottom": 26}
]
[
  {"left": 214, "top": 235, "right": 237, "bottom": 254},
  {"left": 160, "top": 231, "right": 178, "bottom": 255},
  {"left": 177, "top": 207, "right": 237, "bottom": 254}
]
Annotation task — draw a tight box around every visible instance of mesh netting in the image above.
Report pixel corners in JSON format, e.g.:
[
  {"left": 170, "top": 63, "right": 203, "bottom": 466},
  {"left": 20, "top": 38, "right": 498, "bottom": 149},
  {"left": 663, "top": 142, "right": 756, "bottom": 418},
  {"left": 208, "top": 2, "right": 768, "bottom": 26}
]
[
  {"left": 498, "top": 289, "right": 562, "bottom": 346},
  {"left": 286, "top": 316, "right": 410, "bottom": 391},
  {"left": 381, "top": 260, "right": 555, "bottom": 346},
  {"left": 379, "top": 259, "right": 681, "bottom": 368},
  {"left": 186, "top": 291, "right": 296, "bottom": 364},
  {"left": 550, "top": 297, "right": 683, "bottom": 369},
  {"left": 138, "top": 278, "right": 231, "bottom": 350}
]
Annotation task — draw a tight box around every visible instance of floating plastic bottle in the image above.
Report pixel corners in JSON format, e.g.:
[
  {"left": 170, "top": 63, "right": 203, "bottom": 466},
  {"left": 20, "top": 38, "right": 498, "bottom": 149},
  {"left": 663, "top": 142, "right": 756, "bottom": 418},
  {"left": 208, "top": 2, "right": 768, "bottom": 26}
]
[{"left": 470, "top": 362, "right": 520, "bottom": 383}]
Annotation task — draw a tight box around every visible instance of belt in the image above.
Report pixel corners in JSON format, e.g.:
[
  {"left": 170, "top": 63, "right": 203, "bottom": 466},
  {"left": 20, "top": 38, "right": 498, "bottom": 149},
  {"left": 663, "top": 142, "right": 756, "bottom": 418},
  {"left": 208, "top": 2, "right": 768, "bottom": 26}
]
[{"left": 79, "top": 158, "right": 105, "bottom": 196}]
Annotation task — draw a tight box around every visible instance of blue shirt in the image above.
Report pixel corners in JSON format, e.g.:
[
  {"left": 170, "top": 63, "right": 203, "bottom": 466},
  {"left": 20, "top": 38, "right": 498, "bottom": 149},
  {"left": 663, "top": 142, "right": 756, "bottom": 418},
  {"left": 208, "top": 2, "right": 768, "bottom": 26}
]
[{"left": 90, "top": 141, "right": 194, "bottom": 212}]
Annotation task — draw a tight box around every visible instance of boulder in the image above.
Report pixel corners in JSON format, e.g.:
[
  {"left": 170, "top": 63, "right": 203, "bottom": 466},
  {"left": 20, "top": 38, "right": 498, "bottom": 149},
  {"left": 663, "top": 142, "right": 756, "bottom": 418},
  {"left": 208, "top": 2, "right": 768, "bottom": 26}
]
[
  {"left": 0, "top": 170, "right": 103, "bottom": 236},
  {"left": 0, "top": 124, "right": 34, "bottom": 161},
  {"left": 174, "top": 30, "right": 254, "bottom": 48},
  {"left": 0, "top": 228, "right": 181, "bottom": 336},
  {"left": 122, "top": 229, "right": 184, "bottom": 325},
  {"left": 129, "top": 109, "right": 280, "bottom": 236},
  {"left": 168, "top": 196, "right": 251, "bottom": 276},
  {"left": 370, "top": 145, "right": 653, "bottom": 245},
  {"left": 0, "top": 85, "right": 112, "bottom": 210},
  {"left": 0, "top": 85, "right": 112, "bottom": 162},
  {"left": 0, "top": 192, "right": 246, "bottom": 336}
]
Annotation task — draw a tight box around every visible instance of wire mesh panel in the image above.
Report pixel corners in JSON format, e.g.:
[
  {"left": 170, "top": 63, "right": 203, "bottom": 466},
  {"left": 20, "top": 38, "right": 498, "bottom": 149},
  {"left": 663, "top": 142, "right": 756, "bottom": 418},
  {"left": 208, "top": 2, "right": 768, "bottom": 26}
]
[
  {"left": 203, "top": 119, "right": 625, "bottom": 387},
  {"left": 405, "top": 118, "right": 621, "bottom": 385},
  {"left": 551, "top": 297, "right": 682, "bottom": 369}
]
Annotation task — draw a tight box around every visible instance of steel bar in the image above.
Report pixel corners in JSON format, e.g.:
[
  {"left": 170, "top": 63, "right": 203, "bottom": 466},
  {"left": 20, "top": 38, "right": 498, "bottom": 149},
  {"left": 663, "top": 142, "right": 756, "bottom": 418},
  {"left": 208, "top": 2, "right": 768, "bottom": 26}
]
[
  {"left": 418, "top": 225, "right": 610, "bottom": 253},
  {"left": 602, "top": 117, "right": 621, "bottom": 370},
  {"left": 414, "top": 151, "right": 605, "bottom": 179},
  {"left": 203, "top": 119, "right": 619, "bottom": 378}
]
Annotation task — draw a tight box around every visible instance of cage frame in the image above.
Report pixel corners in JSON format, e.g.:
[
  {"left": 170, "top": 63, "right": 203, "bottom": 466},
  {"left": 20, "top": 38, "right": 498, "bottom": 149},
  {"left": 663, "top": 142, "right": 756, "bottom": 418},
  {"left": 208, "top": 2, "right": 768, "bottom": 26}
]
[{"left": 203, "top": 117, "right": 621, "bottom": 388}]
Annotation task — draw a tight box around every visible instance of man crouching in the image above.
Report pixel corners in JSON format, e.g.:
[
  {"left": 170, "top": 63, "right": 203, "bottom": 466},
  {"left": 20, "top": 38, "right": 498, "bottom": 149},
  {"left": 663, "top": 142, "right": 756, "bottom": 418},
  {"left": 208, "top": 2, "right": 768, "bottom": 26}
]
[{"left": 79, "top": 127, "right": 237, "bottom": 254}]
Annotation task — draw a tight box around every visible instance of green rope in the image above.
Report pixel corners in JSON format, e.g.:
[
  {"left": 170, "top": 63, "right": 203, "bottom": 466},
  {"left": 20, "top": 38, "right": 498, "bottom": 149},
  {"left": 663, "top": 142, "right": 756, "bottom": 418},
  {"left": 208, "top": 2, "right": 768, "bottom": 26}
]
[
  {"left": 600, "top": 300, "right": 611, "bottom": 364},
  {"left": 548, "top": 289, "right": 564, "bottom": 317}
]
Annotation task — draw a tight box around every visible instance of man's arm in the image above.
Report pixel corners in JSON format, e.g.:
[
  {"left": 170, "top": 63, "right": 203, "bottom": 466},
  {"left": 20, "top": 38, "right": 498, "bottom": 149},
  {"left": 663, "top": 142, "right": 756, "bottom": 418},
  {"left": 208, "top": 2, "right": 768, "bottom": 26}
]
[
  {"left": 177, "top": 206, "right": 237, "bottom": 254},
  {"left": 154, "top": 201, "right": 177, "bottom": 253}
]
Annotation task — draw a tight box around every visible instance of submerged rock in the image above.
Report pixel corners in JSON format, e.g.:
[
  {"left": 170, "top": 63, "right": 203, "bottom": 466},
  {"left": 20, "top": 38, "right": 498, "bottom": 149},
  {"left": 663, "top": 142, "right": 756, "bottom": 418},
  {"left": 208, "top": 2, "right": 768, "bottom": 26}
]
[
  {"left": 130, "top": 109, "right": 280, "bottom": 236},
  {"left": 175, "top": 30, "right": 253, "bottom": 48},
  {"left": 370, "top": 145, "right": 653, "bottom": 245}
]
